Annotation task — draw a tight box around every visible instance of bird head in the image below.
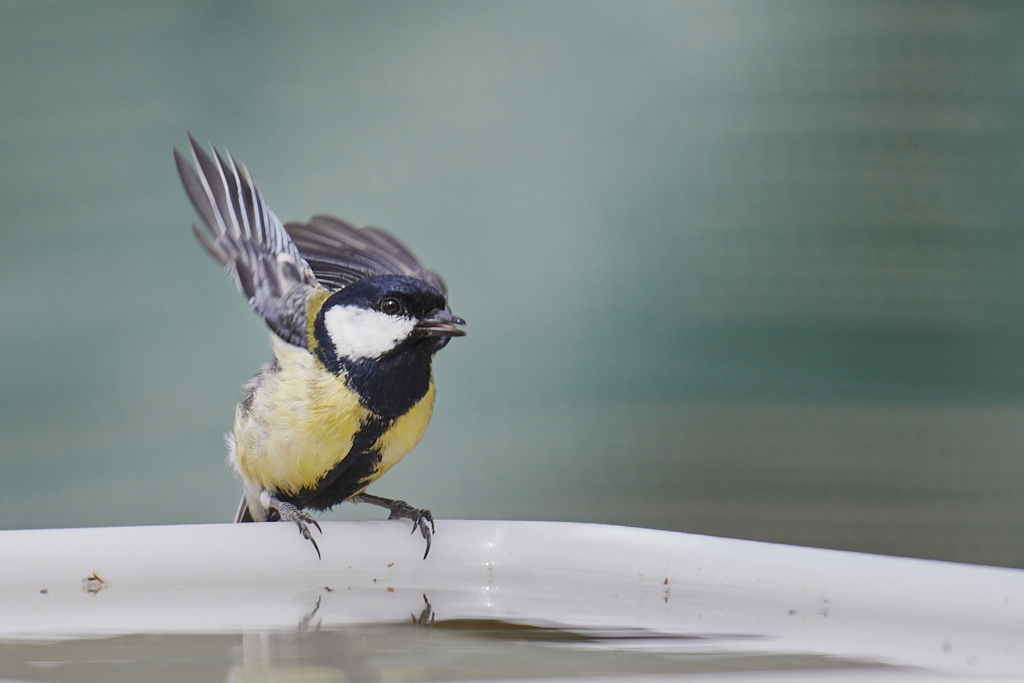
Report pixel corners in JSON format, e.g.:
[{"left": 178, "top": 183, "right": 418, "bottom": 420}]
[{"left": 312, "top": 275, "right": 465, "bottom": 370}]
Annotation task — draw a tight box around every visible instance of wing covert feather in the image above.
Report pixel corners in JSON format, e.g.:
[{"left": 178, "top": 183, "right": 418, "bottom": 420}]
[{"left": 285, "top": 215, "right": 448, "bottom": 294}]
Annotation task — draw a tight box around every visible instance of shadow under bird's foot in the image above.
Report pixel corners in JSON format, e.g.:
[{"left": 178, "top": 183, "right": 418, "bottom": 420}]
[
  {"left": 270, "top": 497, "right": 323, "bottom": 559},
  {"left": 350, "top": 493, "right": 435, "bottom": 558}
]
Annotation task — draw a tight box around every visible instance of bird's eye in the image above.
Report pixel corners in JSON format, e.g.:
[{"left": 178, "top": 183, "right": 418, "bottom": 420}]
[{"left": 379, "top": 297, "right": 403, "bottom": 316}]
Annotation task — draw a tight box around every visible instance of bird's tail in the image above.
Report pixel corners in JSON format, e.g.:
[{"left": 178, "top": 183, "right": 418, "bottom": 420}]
[{"left": 234, "top": 495, "right": 255, "bottom": 523}]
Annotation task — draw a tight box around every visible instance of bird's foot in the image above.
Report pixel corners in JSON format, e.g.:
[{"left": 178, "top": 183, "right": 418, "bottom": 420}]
[
  {"left": 350, "top": 493, "right": 434, "bottom": 558},
  {"left": 262, "top": 492, "right": 322, "bottom": 559}
]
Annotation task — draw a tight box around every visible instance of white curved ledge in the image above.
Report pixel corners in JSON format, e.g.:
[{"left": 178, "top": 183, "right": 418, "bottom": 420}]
[{"left": 0, "top": 520, "right": 1021, "bottom": 678}]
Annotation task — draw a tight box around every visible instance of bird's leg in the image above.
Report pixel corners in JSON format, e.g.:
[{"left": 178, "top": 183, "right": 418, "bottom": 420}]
[
  {"left": 260, "top": 491, "right": 323, "bottom": 559},
  {"left": 349, "top": 493, "right": 434, "bottom": 558}
]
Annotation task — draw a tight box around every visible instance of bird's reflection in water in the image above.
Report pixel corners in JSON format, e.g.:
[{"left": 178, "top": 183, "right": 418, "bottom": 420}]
[
  {"left": 229, "top": 592, "right": 435, "bottom": 682},
  {"left": 0, "top": 592, "right": 884, "bottom": 683},
  {"left": 224, "top": 591, "right": 878, "bottom": 683}
]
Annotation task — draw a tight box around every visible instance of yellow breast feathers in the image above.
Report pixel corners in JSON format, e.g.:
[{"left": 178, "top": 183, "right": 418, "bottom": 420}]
[
  {"left": 233, "top": 334, "right": 436, "bottom": 496},
  {"left": 374, "top": 381, "right": 436, "bottom": 479},
  {"left": 233, "top": 334, "right": 368, "bottom": 495}
]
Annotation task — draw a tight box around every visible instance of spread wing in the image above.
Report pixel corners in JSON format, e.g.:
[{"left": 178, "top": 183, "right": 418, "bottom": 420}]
[
  {"left": 285, "top": 215, "right": 448, "bottom": 295},
  {"left": 174, "top": 135, "right": 322, "bottom": 348}
]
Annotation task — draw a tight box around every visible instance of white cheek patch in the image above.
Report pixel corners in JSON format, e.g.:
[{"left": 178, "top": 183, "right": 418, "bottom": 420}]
[{"left": 324, "top": 305, "right": 417, "bottom": 360}]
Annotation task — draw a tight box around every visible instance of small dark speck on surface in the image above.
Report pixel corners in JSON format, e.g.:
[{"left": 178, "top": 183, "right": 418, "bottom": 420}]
[
  {"left": 83, "top": 572, "right": 107, "bottom": 596},
  {"left": 39, "top": 589, "right": 48, "bottom": 594},
  {"left": 324, "top": 586, "right": 333, "bottom": 592}
]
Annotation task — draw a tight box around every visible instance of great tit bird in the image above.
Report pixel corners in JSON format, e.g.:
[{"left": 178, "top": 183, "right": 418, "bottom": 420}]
[{"left": 174, "top": 136, "right": 465, "bottom": 558}]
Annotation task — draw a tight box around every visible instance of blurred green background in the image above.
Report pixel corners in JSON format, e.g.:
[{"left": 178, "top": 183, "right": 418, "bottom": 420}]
[{"left": 2, "top": 1, "right": 1023, "bottom": 568}]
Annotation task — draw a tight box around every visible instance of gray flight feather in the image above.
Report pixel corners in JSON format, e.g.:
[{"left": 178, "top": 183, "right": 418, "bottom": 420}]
[
  {"left": 175, "top": 135, "right": 321, "bottom": 348},
  {"left": 285, "top": 215, "right": 448, "bottom": 295},
  {"left": 177, "top": 136, "right": 451, "bottom": 345}
]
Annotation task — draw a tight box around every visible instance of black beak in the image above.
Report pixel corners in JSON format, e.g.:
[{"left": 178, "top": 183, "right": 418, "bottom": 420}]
[{"left": 415, "top": 309, "right": 467, "bottom": 338}]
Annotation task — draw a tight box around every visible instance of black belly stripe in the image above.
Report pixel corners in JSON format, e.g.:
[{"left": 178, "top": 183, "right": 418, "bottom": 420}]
[
  {"left": 297, "top": 320, "right": 441, "bottom": 511},
  {"left": 281, "top": 417, "right": 390, "bottom": 511}
]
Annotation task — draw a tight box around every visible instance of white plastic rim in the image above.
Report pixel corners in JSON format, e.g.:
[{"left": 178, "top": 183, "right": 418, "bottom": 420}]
[{"left": 0, "top": 520, "right": 1021, "bottom": 678}]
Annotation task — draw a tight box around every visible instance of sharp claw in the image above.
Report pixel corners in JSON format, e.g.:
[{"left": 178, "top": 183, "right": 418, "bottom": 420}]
[
  {"left": 351, "top": 495, "right": 434, "bottom": 559},
  {"left": 415, "top": 515, "right": 432, "bottom": 558},
  {"left": 274, "top": 499, "right": 323, "bottom": 559},
  {"left": 297, "top": 519, "right": 321, "bottom": 558}
]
